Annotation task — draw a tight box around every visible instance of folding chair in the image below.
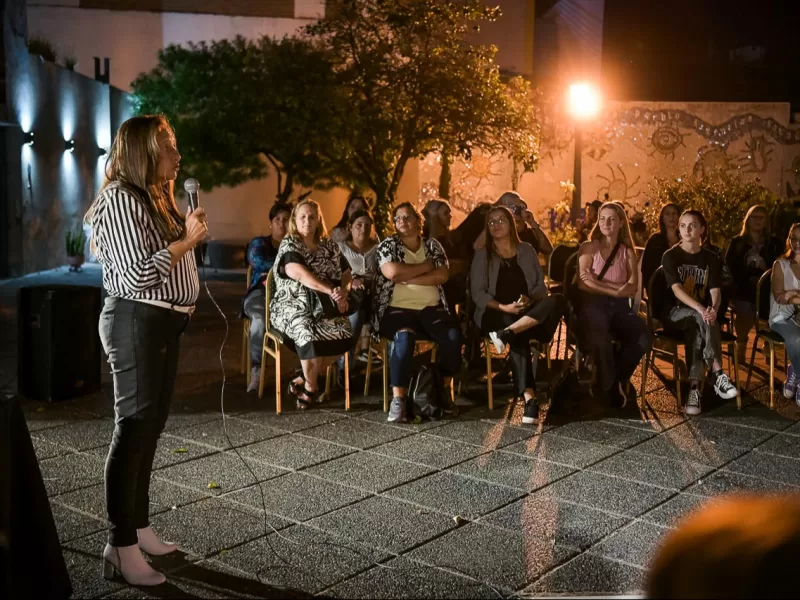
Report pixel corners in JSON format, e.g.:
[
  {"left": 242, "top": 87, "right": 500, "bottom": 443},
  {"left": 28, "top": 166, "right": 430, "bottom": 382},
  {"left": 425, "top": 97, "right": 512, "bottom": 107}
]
[
  {"left": 242, "top": 266, "right": 252, "bottom": 383},
  {"left": 258, "top": 269, "right": 349, "bottom": 413},
  {"left": 745, "top": 269, "right": 786, "bottom": 410}
]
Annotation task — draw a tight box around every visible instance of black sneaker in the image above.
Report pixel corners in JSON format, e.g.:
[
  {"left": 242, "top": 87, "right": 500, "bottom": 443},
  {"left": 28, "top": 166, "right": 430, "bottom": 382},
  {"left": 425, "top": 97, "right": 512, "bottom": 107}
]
[{"left": 522, "top": 398, "right": 539, "bottom": 424}]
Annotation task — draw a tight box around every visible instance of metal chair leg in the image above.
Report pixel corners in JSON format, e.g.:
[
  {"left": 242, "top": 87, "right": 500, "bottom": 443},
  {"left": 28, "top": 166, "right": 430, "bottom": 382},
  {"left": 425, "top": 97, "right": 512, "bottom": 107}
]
[
  {"left": 769, "top": 341, "right": 775, "bottom": 410},
  {"left": 674, "top": 348, "right": 682, "bottom": 410},
  {"left": 732, "top": 342, "right": 741, "bottom": 410},
  {"left": 241, "top": 319, "right": 249, "bottom": 375},
  {"left": 545, "top": 342, "right": 552, "bottom": 371},
  {"left": 382, "top": 340, "right": 389, "bottom": 412},
  {"left": 364, "top": 338, "right": 374, "bottom": 396},
  {"left": 640, "top": 350, "right": 650, "bottom": 405},
  {"left": 745, "top": 335, "right": 759, "bottom": 391},
  {"left": 485, "top": 340, "right": 494, "bottom": 411}
]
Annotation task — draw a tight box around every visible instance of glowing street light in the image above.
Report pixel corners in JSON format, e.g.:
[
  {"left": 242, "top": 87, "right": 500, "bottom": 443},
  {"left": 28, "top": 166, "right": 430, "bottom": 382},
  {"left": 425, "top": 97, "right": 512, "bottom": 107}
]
[{"left": 566, "top": 81, "right": 602, "bottom": 221}]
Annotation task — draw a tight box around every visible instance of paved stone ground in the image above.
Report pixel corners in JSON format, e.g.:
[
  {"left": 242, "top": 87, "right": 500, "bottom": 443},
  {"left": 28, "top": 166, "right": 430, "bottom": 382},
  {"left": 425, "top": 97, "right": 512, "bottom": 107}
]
[{"left": 2, "top": 266, "right": 800, "bottom": 599}]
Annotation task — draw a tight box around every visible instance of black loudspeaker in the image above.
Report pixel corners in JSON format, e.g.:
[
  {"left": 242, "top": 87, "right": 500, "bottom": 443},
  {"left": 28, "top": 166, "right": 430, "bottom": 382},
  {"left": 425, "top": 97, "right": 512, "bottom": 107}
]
[{"left": 17, "top": 285, "right": 102, "bottom": 402}]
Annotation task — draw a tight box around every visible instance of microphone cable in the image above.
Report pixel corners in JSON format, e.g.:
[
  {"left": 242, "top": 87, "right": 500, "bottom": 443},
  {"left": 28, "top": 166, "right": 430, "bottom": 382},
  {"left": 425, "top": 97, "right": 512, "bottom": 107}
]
[{"left": 201, "top": 261, "right": 506, "bottom": 599}]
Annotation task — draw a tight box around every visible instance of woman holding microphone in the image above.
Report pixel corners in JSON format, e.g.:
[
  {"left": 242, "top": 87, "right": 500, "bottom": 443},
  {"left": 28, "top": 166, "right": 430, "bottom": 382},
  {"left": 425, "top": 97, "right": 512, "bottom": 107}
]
[{"left": 86, "top": 115, "right": 207, "bottom": 585}]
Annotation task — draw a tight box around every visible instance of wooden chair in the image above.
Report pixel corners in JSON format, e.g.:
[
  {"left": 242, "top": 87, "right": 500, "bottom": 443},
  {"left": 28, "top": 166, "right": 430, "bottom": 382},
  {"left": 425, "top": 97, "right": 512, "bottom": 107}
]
[
  {"left": 241, "top": 266, "right": 253, "bottom": 385},
  {"left": 640, "top": 267, "right": 741, "bottom": 411},
  {"left": 257, "top": 269, "right": 350, "bottom": 414},
  {"left": 546, "top": 243, "right": 579, "bottom": 295},
  {"left": 745, "top": 269, "right": 785, "bottom": 409},
  {"left": 481, "top": 337, "right": 551, "bottom": 411}
]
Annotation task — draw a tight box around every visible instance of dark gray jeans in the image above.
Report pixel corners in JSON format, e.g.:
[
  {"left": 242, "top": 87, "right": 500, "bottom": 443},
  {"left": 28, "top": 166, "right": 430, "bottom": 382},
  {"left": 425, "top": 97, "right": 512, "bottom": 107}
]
[
  {"left": 99, "top": 297, "right": 190, "bottom": 547},
  {"left": 243, "top": 287, "right": 266, "bottom": 366},
  {"left": 663, "top": 305, "right": 723, "bottom": 381}
]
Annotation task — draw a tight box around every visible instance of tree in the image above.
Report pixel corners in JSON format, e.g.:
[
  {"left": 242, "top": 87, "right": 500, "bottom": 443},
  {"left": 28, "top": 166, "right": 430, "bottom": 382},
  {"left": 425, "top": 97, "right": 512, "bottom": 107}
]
[
  {"left": 132, "top": 36, "right": 345, "bottom": 202},
  {"left": 305, "top": 0, "right": 540, "bottom": 234}
]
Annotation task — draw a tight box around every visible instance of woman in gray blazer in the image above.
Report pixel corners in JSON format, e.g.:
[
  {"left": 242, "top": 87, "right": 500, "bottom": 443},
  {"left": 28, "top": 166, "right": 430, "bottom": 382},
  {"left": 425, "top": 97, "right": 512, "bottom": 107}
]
[{"left": 470, "top": 206, "right": 566, "bottom": 424}]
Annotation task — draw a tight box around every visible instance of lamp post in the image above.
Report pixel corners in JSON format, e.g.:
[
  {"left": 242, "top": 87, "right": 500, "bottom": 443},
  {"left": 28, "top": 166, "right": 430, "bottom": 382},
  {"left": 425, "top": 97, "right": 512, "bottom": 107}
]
[{"left": 567, "top": 82, "right": 601, "bottom": 222}]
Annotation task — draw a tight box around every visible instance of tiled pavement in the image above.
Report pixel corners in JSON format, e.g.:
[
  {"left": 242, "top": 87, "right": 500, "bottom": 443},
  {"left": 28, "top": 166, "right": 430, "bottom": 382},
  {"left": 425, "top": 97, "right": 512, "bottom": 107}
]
[{"left": 4, "top": 268, "right": 800, "bottom": 598}]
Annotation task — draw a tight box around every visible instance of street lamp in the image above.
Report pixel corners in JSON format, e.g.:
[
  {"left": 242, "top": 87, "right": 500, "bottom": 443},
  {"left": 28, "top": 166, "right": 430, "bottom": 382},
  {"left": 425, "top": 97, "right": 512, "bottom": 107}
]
[{"left": 567, "top": 82, "right": 602, "bottom": 221}]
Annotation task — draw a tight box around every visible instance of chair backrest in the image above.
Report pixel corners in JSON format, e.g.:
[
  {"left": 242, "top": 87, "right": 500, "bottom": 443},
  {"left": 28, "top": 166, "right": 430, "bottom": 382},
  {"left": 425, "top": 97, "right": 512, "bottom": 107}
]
[
  {"left": 245, "top": 265, "right": 252, "bottom": 291},
  {"left": 548, "top": 244, "right": 579, "bottom": 283},
  {"left": 755, "top": 269, "right": 772, "bottom": 323},
  {"left": 647, "top": 266, "right": 670, "bottom": 325},
  {"left": 562, "top": 251, "right": 580, "bottom": 302}
]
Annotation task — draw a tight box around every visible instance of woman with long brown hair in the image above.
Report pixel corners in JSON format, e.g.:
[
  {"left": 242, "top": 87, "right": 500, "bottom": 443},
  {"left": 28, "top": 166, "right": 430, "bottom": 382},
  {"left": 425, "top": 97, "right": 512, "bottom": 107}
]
[
  {"left": 576, "top": 202, "right": 652, "bottom": 407},
  {"left": 470, "top": 206, "right": 566, "bottom": 424},
  {"left": 86, "top": 115, "right": 207, "bottom": 585}
]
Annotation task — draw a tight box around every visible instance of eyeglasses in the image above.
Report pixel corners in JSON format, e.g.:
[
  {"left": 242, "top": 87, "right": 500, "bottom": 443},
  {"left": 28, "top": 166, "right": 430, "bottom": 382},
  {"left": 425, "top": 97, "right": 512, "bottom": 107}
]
[
  {"left": 394, "top": 215, "right": 415, "bottom": 223},
  {"left": 488, "top": 219, "right": 508, "bottom": 227}
]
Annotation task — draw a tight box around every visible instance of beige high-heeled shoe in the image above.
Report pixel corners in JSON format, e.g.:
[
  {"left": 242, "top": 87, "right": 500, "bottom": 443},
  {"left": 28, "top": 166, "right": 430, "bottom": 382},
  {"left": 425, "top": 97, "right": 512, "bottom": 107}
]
[
  {"left": 137, "top": 526, "right": 178, "bottom": 556},
  {"left": 102, "top": 544, "right": 166, "bottom": 586}
]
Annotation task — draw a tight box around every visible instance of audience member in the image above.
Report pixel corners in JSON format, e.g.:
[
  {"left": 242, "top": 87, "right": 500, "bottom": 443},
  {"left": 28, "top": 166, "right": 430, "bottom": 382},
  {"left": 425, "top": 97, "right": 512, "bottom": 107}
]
[
  {"left": 373, "top": 202, "right": 462, "bottom": 422},
  {"left": 270, "top": 199, "right": 354, "bottom": 409},
  {"left": 470, "top": 206, "right": 567, "bottom": 424},
  {"left": 769, "top": 222, "right": 800, "bottom": 407},
  {"left": 242, "top": 203, "right": 291, "bottom": 391},
  {"left": 661, "top": 209, "right": 739, "bottom": 415},
  {"left": 576, "top": 202, "right": 652, "bottom": 407},
  {"left": 641, "top": 202, "right": 681, "bottom": 293},
  {"left": 330, "top": 194, "right": 370, "bottom": 244}
]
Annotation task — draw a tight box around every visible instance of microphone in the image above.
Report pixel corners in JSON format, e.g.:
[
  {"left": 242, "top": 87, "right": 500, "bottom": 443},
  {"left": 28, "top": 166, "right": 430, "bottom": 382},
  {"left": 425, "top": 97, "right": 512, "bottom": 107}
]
[
  {"left": 183, "top": 178, "right": 204, "bottom": 265},
  {"left": 184, "top": 178, "right": 200, "bottom": 212}
]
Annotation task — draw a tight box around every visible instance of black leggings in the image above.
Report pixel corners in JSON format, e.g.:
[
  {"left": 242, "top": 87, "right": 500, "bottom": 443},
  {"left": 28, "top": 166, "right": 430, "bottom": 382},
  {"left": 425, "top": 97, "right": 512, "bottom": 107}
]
[
  {"left": 99, "top": 298, "right": 189, "bottom": 547},
  {"left": 481, "top": 294, "right": 567, "bottom": 396}
]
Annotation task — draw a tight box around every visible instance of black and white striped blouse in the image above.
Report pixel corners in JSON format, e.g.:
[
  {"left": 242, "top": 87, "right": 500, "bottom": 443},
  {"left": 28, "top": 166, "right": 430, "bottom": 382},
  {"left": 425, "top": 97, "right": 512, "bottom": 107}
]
[{"left": 90, "top": 183, "right": 199, "bottom": 307}]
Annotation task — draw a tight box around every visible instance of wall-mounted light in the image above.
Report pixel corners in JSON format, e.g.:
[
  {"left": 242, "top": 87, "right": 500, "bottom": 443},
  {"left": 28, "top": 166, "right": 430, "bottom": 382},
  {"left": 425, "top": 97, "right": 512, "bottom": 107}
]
[
  {"left": 65, "top": 139, "right": 75, "bottom": 153},
  {"left": 23, "top": 131, "right": 34, "bottom": 147},
  {"left": 97, "top": 146, "right": 107, "bottom": 158}
]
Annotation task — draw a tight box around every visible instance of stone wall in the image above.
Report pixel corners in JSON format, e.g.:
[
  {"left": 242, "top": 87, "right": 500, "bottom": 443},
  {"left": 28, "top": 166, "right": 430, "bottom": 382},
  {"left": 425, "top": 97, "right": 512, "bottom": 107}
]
[{"left": 418, "top": 101, "right": 800, "bottom": 225}]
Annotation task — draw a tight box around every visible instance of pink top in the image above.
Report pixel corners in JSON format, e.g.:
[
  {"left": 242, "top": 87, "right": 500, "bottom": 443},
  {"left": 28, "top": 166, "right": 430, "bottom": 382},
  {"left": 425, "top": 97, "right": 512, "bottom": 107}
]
[{"left": 590, "top": 241, "right": 630, "bottom": 284}]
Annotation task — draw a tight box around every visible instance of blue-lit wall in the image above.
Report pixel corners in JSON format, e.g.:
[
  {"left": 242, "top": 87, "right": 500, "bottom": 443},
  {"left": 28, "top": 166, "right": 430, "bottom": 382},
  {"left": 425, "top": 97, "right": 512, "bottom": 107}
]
[{"left": 3, "top": 5, "right": 134, "bottom": 276}]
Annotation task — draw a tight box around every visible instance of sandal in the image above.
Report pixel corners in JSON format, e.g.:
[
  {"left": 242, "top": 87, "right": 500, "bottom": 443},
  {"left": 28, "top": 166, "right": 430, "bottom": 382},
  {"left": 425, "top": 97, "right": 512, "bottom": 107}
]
[
  {"left": 287, "top": 378, "right": 310, "bottom": 410},
  {"left": 295, "top": 386, "right": 320, "bottom": 410}
]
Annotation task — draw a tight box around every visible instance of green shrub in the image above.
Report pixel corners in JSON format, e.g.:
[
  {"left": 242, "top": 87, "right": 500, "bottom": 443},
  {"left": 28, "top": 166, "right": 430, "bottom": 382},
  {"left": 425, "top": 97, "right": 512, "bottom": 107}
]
[
  {"left": 66, "top": 228, "right": 87, "bottom": 256},
  {"left": 28, "top": 36, "right": 57, "bottom": 62}
]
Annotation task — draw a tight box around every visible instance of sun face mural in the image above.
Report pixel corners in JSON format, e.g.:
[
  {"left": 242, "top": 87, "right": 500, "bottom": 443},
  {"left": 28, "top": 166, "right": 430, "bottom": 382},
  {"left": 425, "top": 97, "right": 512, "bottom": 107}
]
[
  {"left": 595, "top": 164, "right": 641, "bottom": 202},
  {"left": 649, "top": 124, "right": 689, "bottom": 160}
]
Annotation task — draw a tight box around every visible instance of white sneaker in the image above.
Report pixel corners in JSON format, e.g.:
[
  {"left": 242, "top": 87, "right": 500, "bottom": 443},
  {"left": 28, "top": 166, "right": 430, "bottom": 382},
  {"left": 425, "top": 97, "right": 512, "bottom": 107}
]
[
  {"left": 713, "top": 372, "right": 739, "bottom": 400},
  {"left": 247, "top": 366, "right": 261, "bottom": 393},
  {"left": 685, "top": 388, "right": 702, "bottom": 415},
  {"left": 489, "top": 331, "right": 507, "bottom": 354}
]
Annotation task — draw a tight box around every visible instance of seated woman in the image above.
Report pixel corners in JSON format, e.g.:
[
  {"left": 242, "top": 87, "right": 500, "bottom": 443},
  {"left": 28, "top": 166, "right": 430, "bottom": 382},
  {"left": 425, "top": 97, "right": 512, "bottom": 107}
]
[
  {"left": 329, "top": 194, "right": 370, "bottom": 244},
  {"left": 470, "top": 206, "right": 567, "bottom": 424},
  {"left": 725, "top": 205, "right": 782, "bottom": 363},
  {"left": 270, "top": 199, "right": 353, "bottom": 409},
  {"left": 642, "top": 202, "right": 680, "bottom": 291},
  {"left": 423, "top": 199, "right": 465, "bottom": 312},
  {"left": 242, "top": 202, "right": 291, "bottom": 392},
  {"left": 661, "top": 209, "right": 739, "bottom": 415},
  {"left": 373, "top": 202, "right": 463, "bottom": 422},
  {"left": 337, "top": 208, "right": 378, "bottom": 375},
  {"left": 768, "top": 223, "right": 800, "bottom": 407},
  {"left": 577, "top": 202, "right": 652, "bottom": 407}
]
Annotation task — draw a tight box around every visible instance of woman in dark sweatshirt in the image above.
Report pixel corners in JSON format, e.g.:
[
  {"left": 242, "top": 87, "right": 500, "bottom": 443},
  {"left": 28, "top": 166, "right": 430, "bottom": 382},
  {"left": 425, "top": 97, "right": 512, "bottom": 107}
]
[
  {"left": 725, "top": 205, "right": 782, "bottom": 363},
  {"left": 641, "top": 202, "right": 681, "bottom": 293}
]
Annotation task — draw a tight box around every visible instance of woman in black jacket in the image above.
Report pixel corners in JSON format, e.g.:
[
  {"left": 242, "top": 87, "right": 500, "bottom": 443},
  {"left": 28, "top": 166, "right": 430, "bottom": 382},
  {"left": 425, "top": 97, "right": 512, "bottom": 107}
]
[
  {"left": 641, "top": 202, "right": 681, "bottom": 292},
  {"left": 725, "top": 205, "right": 782, "bottom": 363}
]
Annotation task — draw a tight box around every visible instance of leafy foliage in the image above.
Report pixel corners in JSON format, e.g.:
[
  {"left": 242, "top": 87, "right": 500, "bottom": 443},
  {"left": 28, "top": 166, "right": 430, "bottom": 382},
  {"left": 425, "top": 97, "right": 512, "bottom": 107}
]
[
  {"left": 65, "top": 228, "right": 87, "bottom": 256},
  {"left": 132, "top": 36, "right": 344, "bottom": 202},
  {"left": 305, "top": 0, "right": 540, "bottom": 235},
  {"left": 644, "top": 171, "right": 789, "bottom": 248},
  {"left": 28, "top": 36, "right": 57, "bottom": 62}
]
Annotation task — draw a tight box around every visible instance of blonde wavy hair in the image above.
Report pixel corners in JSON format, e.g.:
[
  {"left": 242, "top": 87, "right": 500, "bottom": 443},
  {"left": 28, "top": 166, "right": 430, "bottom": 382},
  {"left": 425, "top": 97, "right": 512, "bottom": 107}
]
[
  {"left": 288, "top": 198, "right": 328, "bottom": 243},
  {"left": 590, "top": 202, "right": 635, "bottom": 249},
  {"left": 85, "top": 115, "right": 183, "bottom": 244}
]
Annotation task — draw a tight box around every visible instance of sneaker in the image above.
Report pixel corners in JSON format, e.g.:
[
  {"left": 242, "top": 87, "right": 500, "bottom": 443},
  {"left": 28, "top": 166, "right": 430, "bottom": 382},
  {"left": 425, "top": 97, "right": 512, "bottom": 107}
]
[
  {"left": 247, "top": 367, "right": 261, "bottom": 393},
  {"left": 522, "top": 398, "right": 539, "bottom": 424},
  {"left": 713, "top": 371, "right": 739, "bottom": 400},
  {"left": 489, "top": 329, "right": 512, "bottom": 354},
  {"left": 784, "top": 364, "right": 796, "bottom": 399},
  {"left": 685, "top": 388, "right": 702, "bottom": 415},
  {"left": 387, "top": 396, "right": 407, "bottom": 423},
  {"left": 795, "top": 385, "right": 800, "bottom": 408}
]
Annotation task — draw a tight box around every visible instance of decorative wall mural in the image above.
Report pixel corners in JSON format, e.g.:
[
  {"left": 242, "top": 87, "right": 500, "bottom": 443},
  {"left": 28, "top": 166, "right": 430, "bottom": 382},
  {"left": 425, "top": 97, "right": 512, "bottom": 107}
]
[
  {"left": 614, "top": 107, "right": 800, "bottom": 146},
  {"left": 649, "top": 124, "right": 689, "bottom": 160},
  {"left": 693, "top": 145, "right": 734, "bottom": 178},
  {"left": 787, "top": 155, "right": 800, "bottom": 199},
  {"left": 539, "top": 116, "right": 572, "bottom": 166},
  {"left": 595, "top": 164, "right": 641, "bottom": 202},
  {"left": 737, "top": 133, "right": 774, "bottom": 173}
]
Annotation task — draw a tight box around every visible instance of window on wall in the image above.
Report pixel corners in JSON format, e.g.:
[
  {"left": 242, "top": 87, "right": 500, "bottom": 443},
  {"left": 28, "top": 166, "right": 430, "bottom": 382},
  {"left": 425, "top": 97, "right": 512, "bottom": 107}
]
[{"left": 78, "top": 0, "right": 295, "bottom": 19}]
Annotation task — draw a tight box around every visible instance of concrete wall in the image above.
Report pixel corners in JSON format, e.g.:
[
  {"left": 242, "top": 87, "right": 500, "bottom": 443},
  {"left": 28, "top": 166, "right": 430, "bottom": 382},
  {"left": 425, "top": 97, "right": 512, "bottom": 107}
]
[{"left": 418, "top": 101, "right": 800, "bottom": 224}]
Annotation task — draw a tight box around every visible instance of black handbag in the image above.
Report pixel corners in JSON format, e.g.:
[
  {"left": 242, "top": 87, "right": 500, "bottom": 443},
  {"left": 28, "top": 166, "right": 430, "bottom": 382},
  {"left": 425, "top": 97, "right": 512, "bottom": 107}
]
[{"left": 308, "top": 287, "right": 363, "bottom": 319}]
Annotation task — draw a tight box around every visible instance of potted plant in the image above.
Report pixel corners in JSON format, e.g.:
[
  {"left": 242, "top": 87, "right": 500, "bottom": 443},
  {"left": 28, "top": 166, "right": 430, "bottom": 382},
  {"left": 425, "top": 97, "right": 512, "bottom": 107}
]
[{"left": 65, "top": 228, "right": 87, "bottom": 271}]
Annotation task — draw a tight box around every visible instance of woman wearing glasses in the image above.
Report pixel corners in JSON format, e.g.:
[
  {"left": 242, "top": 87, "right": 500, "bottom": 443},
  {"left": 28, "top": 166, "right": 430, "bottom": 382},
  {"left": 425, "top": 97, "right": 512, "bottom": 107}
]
[
  {"left": 372, "top": 202, "right": 463, "bottom": 422},
  {"left": 471, "top": 206, "right": 566, "bottom": 424}
]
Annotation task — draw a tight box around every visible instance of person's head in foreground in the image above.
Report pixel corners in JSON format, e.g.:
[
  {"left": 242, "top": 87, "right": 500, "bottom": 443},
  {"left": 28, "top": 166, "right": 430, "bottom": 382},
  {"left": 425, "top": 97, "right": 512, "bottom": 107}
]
[{"left": 646, "top": 493, "right": 800, "bottom": 599}]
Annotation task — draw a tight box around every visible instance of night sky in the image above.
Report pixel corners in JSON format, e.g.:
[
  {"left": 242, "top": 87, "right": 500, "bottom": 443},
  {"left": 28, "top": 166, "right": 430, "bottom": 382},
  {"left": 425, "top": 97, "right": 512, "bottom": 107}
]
[{"left": 602, "top": 0, "right": 800, "bottom": 110}]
